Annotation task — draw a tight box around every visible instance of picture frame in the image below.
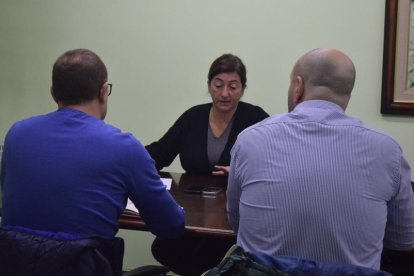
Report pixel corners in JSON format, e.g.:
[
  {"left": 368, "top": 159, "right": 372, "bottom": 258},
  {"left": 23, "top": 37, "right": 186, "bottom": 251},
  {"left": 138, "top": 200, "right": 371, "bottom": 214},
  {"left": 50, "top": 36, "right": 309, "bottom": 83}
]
[{"left": 381, "top": 0, "right": 414, "bottom": 115}]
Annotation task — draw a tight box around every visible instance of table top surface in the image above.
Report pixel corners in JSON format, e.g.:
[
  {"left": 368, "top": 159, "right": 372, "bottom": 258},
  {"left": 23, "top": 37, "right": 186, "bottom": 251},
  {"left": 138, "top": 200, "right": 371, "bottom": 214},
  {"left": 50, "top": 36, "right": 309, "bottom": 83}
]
[
  {"left": 119, "top": 176, "right": 414, "bottom": 238},
  {"left": 119, "top": 172, "right": 235, "bottom": 238}
]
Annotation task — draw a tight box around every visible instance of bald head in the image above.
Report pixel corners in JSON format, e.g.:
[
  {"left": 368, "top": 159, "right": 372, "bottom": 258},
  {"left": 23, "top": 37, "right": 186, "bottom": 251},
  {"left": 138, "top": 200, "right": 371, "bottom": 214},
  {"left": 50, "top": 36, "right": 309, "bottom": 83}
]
[{"left": 288, "top": 48, "right": 356, "bottom": 111}]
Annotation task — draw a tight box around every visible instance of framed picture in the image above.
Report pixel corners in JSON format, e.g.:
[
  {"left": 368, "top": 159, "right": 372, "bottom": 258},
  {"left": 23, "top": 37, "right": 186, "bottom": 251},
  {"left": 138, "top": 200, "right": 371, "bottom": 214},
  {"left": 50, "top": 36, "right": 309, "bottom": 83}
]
[{"left": 382, "top": 0, "right": 414, "bottom": 115}]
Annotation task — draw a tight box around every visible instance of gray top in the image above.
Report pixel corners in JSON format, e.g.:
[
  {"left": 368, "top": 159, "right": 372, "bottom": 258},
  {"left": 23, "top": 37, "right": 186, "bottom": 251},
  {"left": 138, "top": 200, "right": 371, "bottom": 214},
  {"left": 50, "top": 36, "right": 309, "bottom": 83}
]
[{"left": 207, "top": 118, "right": 234, "bottom": 168}]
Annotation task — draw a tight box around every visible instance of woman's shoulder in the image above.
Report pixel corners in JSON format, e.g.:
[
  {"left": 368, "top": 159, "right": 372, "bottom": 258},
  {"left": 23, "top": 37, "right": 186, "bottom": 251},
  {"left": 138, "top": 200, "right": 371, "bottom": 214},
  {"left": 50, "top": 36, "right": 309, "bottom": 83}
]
[
  {"left": 169, "top": 103, "right": 212, "bottom": 128},
  {"left": 180, "top": 103, "right": 212, "bottom": 117},
  {"left": 186, "top": 102, "right": 212, "bottom": 112},
  {"left": 238, "top": 101, "right": 263, "bottom": 110},
  {"left": 237, "top": 101, "right": 269, "bottom": 117}
]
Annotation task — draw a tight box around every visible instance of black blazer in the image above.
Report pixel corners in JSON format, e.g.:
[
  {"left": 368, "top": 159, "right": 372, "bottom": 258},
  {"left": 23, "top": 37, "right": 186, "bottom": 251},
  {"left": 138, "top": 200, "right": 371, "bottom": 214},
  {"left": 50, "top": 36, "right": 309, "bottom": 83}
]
[{"left": 146, "top": 101, "right": 269, "bottom": 173}]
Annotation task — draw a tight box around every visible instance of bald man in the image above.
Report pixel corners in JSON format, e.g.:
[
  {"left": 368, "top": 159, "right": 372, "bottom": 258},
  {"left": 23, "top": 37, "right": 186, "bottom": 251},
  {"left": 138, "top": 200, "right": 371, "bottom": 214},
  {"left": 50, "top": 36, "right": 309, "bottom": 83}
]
[{"left": 227, "top": 48, "right": 414, "bottom": 270}]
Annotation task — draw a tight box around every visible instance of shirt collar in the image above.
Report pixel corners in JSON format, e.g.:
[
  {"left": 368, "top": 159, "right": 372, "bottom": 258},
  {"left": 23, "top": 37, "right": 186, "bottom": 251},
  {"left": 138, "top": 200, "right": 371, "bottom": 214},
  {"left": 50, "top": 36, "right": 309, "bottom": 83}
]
[{"left": 294, "top": 100, "right": 344, "bottom": 113}]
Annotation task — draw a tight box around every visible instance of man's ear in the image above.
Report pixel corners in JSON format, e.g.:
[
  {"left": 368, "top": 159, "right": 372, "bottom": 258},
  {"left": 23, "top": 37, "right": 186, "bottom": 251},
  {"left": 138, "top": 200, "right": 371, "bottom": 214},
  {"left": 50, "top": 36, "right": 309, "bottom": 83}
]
[
  {"left": 98, "top": 83, "right": 107, "bottom": 104},
  {"left": 50, "top": 86, "right": 58, "bottom": 103},
  {"left": 293, "top": 76, "right": 305, "bottom": 104}
]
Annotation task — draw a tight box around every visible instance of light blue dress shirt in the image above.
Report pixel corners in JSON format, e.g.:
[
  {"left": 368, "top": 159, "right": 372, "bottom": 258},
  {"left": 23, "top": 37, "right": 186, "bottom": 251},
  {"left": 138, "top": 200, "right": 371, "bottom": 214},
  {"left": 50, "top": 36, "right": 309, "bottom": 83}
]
[{"left": 227, "top": 100, "right": 414, "bottom": 270}]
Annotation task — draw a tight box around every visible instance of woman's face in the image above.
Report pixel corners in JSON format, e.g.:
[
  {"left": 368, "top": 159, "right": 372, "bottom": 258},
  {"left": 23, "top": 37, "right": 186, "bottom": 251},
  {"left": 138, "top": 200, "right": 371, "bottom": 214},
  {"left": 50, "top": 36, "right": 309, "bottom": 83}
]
[{"left": 209, "top": 72, "right": 244, "bottom": 113}]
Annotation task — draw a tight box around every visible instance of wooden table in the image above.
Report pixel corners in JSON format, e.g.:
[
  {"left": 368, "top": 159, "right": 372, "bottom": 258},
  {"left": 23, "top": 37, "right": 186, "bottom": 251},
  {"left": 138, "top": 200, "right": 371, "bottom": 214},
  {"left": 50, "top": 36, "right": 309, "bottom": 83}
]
[
  {"left": 119, "top": 175, "right": 414, "bottom": 274},
  {"left": 119, "top": 172, "right": 235, "bottom": 238}
]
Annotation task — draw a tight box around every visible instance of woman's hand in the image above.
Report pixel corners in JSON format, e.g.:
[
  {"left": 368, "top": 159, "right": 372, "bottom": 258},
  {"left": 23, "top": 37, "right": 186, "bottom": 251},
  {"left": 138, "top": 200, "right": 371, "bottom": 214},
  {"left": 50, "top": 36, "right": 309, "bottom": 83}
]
[{"left": 212, "top": 165, "right": 230, "bottom": 176}]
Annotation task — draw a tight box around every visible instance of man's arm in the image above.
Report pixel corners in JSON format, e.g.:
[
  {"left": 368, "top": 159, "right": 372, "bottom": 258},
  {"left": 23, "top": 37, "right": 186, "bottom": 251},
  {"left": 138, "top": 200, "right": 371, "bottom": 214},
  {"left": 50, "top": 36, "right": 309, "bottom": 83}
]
[
  {"left": 227, "top": 142, "right": 242, "bottom": 233},
  {"left": 383, "top": 155, "right": 414, "bottom": 250},
  {"left": 127, "top": 141, "right": 185, "bottom": 239}
]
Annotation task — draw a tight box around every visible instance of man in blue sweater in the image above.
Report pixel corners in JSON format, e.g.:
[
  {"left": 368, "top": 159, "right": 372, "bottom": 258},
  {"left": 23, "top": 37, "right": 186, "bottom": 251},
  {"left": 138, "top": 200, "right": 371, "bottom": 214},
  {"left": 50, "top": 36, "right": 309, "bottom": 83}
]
[{"left": 0, "top": 49, "right": 185, "bottom": 240}]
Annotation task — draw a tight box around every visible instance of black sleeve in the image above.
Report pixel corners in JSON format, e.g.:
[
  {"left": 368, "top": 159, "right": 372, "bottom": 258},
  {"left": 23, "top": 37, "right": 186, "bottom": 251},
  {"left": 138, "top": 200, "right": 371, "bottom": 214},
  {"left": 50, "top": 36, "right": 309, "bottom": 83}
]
[
  {"left": 238, "top": 103, "right": 269, "bottom": 128},
  {"left": 145, "top": 112, "right": 188, "bottom": 171}
]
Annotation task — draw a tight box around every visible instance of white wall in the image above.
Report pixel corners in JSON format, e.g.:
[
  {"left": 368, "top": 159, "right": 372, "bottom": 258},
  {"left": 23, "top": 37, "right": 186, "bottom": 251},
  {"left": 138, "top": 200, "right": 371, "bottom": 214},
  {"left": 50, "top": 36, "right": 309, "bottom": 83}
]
[{"left": 2, "top": 0, "right": 413, "bottom": 269}]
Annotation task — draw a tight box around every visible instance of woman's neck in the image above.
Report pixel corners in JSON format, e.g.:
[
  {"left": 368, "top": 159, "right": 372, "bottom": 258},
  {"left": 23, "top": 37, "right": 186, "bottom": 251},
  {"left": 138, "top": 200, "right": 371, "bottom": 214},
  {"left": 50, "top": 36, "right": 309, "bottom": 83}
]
[{"left": 209, "top": 105, "right": 237, "bottom": 137}]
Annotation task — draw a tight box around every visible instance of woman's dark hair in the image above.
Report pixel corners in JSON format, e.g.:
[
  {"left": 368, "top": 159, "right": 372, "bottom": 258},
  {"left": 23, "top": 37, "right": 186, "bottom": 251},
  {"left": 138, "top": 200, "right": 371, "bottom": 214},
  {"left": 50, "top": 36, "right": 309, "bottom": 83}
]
[
  {"left": 52, "top": 48, "right": 107, "bottom": 105},
  {"left": 208, "top": 54, "right": 247, "bottom": 88}
]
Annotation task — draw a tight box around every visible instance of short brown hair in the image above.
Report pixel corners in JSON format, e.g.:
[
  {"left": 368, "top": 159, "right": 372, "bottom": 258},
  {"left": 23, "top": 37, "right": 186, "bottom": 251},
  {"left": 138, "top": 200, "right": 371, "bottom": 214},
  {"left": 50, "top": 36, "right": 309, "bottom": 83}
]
[
  {"left": 208, "top": 54, "right": 247, "bottom": 88},
  {"left": 52, "top": 49, "right": 107, "bottom": 105}
]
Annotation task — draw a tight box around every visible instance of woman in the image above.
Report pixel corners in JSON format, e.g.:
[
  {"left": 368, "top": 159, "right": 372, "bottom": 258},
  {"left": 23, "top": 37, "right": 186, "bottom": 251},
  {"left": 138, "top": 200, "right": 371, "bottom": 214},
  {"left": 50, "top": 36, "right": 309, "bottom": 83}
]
[
  {"left": 147, "top": 54, "right": 269, "bottom": 276},
  {"left": 146, "top": 53, "right": 269, "bottom": 176}
]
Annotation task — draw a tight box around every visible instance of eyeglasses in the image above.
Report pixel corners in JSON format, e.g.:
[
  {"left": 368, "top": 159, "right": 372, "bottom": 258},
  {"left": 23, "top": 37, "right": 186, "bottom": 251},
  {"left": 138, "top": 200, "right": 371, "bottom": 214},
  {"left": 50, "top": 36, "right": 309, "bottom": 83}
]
[{"left": 107, "top": 83, "right": 113, "bottom": 96}]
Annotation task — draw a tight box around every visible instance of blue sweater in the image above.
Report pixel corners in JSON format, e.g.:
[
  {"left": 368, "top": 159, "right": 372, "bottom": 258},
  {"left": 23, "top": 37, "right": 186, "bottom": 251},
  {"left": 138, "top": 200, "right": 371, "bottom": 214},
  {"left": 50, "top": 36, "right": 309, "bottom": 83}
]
[{"left": 1, "top": 108, "right": 185, "bottom": 239}]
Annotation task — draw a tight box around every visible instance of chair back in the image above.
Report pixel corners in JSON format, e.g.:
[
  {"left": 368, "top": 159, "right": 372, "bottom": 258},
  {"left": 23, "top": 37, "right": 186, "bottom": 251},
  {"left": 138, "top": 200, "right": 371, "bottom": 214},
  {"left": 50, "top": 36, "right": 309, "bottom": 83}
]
[
  {"left": 204, "top": 245, "right": 391, "bottom": 276},
  {"left": 381, "top": 247, "right": 414, "bottom": 276},
  {"left": 0, "top": 228, "right": 124, "bottom": 276}
]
